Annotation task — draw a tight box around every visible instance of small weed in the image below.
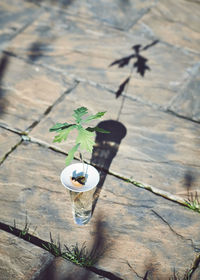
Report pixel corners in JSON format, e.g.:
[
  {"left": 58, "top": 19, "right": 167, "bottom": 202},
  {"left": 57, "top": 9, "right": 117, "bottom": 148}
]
[
  {"left": 169, "top": 268, "right": 193, "bottom": 280},
  {"left": 63, "top": 242, "right": 98, "bottom": 267},
  {"left": 42, "top": 232, "right": 62, "bottom": 257},
  {"left": 42, "top": 234, "right": 97, "bottom": 267},
  {"left": 13, "top": 213, "right": 37, "bottom": 241},
  {"left": 185, "top": 192, "right": 200, "bottom": 214}
]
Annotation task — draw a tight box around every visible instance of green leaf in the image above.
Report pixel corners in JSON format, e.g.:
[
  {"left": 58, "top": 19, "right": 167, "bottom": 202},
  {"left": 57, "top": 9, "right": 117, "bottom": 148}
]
[
  {"left": 76, "top": 128, "right": 95, "bottom": 153},
  {"left": 66, "top": 143, "right": 80, "bottom": 166},
  {"left": 73, "top": 107, "right": 88, "bottom": 123},
  {"left": 82, "top": 111, "right": 106, "bottom": 123},
  {"left": 53, "top": 125, "right": 76, "bottom": 143},
  {"left": 86, "top": 126, "right": 110, "bottom": 134},
  {"left": 49, "top": 123, "right": 73, "bottom": 132}
]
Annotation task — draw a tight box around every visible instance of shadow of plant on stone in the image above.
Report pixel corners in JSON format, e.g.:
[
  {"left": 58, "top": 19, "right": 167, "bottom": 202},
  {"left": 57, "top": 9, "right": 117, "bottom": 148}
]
[
  {"left": 0, "top": 53, "right": 9, "bottom": 115},
  {"left": 109, "top": 40, "right": 159, "bottom": 98},
  {"left": 90, "top": 120, "right": 127, "bottom": 214}
]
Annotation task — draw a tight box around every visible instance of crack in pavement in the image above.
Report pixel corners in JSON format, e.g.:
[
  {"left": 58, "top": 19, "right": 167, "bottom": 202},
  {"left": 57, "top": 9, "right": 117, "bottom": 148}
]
[
  {"left": 25, "top": 81, "right": 79, "bottom": 133},
  {"left": 2, "top": 49, "right": 200, "bottom": 125},
  {"left": 0, "top": 126, "right": 198, "bottom": 212},
  {"left": 0, "top": 221, "right": 123, "bottom": 280},
  {"left": 151, "top": 209, "right": 200, "bottom": 253},
  {"left": 0, "top": 138, "right": 23, "bottom": 166},
  {"left": 0, "top": 131, "right": 194, "bottom": 210}
]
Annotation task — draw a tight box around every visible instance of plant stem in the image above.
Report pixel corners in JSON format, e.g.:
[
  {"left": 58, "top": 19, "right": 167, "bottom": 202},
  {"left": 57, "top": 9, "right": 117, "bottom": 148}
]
[{"left": 79, "top": 152, "right": 85, "bottom": 176}]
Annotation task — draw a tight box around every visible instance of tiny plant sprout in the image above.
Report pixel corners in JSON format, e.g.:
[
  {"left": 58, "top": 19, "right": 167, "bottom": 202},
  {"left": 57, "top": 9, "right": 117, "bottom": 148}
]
[{"left": 49, "top": 107, "right": 110, "bottom": 185}]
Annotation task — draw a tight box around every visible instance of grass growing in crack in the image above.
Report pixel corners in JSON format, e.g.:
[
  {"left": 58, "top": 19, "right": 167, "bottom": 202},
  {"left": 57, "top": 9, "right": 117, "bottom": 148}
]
[
  {"left": 169, "top": 270, "right": 193, "bottom": 280},
  {"left": 63, "top": 243, "right": 98, "bottom": 267},
  {"left": 185, "top": 192, "right": 200, "bottom": 214},
  {"left": 124, "top": 176, "right": 200, "bottom": 214},
  {"left": 10, "top": 214, "right": 37, "bottom": 241},
  {"left": 42, "top": 233, "right": 98, "bottom": 267}
]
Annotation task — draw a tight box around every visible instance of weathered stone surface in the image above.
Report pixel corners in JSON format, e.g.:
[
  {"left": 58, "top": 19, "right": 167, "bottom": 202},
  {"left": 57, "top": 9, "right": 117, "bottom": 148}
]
[
  {"left": 0, "top": 0, "right": 40, "bottom": 50},
  {"left": 7, "top": 8, "right": 200, "bottom": 109},
  {"left": 135, "top": 0, "right": 200, "bottom": 53},
  {"left": 0, "top": 229, "right": 54, "bottom": 280},
  {"left": 36, "top": 257, "right": 108, "bottom": 280},
  {"left": 0, "top": 127, "right": 21, "bottom": 162},
  {"left": 0, "top": 55, "right": 72, "bottom": 131},
  {"left": 42, "top": 0, "right": 156, "bottom": 31},
  {"left": 0, "top": 0, "right": 200, "bottom": 279},
  {"left": 0, "top": 142, "right": 199, "bottom": 279},
  {"left": 191, "top": 263, "right": 200, "bottom": 280},
  {"left": 168, "top": 63, "right": 200, "bottom": 121},
  {"left": 30, "top": 83, "right": 200, "bottom": 198}
]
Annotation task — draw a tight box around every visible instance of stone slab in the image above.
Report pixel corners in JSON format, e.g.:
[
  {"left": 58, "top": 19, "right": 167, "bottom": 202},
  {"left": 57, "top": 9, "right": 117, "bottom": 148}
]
[
  {"left": 30, "top": 82, "right": 200, "bottom": 198},
  {"left": 191, "top": 264, "right": 200, "bottom": 280},
  {"left": 36, "top": 257, "right": 108, "bottom": 280},
  {"left": 0, "top": 127, "right": 21, "bottom": 162},
  {"left": 134, "top": 0, "right": 200, "bottom": 53},
  {"left": 0, "top": 141, "right": 200, "bottom": 279},
  {"left": 0, "top": 229, "right": 54, "bottom": 280},
  {"left": 40, "top": 0, "right": 156, "bottom": 31},
  {"left": 0, "top": 54, "right": 71, "bottom": 131},
  {"left": 168, "top": 63, "right": 200, "bottom": 122},
  {"left": 6, "top": 9, "right": 200, "bottom": 109},
  {"left": 0, "top": 0, "right": 41, "bottom": 51}
]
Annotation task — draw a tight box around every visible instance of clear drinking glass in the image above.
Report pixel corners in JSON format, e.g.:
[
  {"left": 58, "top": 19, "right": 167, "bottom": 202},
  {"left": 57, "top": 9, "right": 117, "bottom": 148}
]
[
  {"left": 60, "top": 163, "right": 100, "bottom": 225},
  {"left": 69, "top": 188, "right": 96, "bottom": 225}
]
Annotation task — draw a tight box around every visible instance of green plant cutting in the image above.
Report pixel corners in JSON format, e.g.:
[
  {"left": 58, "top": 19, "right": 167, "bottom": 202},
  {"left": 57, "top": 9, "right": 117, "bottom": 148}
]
[{"left": 49, "top": 107, "right": 109, "bottom": 185}]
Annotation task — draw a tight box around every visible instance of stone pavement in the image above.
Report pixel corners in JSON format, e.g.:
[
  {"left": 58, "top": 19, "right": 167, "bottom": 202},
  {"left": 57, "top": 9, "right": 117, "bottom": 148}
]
[{"left": 0, "top": 0, "right": 200, "bottom": 279}]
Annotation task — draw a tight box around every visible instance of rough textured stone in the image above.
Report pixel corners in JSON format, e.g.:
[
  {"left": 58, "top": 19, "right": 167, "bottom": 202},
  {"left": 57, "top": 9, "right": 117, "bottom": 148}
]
[
  {"left": 0, "top": 0, "right": 40, "bottom": 50},
  {"left": 135, "top": 0, "right": 200, "bottom": 53},
  {"left": 0, "top": 55, "right": 72, "bottom": 131},
  {"left": 0, "top": 0, "right": 200, "bottom": 279},
  {"left": 0, "top": 142, "right": 199, "bottom": 279},
  {"left": 191, "top": 263, "right": 200, "bottom": 280},
  {"left": 168, "top": 63, "right": 200, "bottom": 121},
  {"left": 0, "top": 127, "right": 21, "bottom": 162},
  {"left": 30, "top": 83, "right": 200, "bottom": 198},
  {"left": 0, "top": 229, "right": 54, "bottom": 280},
  {"left": 39, "top": 0, "right": 156, "bottom": 31},
  {"left": 36, "top": 257, "right": 108, "bottom": 280},
  {"left": 7, "top": 8, "right": 200, "bottom": 109}
]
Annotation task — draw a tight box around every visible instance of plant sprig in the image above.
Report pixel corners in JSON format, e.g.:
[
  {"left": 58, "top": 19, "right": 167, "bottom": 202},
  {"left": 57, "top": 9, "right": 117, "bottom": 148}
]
[{"left": 49, "top": 107, "right": 109, "bottom": 166}]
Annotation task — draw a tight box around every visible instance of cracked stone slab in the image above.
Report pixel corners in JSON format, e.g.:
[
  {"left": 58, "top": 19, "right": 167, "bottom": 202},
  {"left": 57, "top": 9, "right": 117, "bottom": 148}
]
[
  {"left": 36, "top": 257, "right": 108, "bottom": 280},
  {"left": 168, "top": 63, "right": 200, "bottom": 122},
  {"left": 0, "top": 141, "right": 200, "bottom": 279},
  {"left": 191, "top": 264, "right": 200, "bottom": 280},
  {"left": 134, "top": 0, "right": 200, "bottom": 53},
  {"left": 0, "top": 54, "right": 72, "bottom": 131},
  {"left": 30, "top": 82, "right": 200, "bottom": 198},
  {"left": 38, "top": 0, "right": 156, "bottom": 31},
  {"left": 0, "top": 229, "right": 54, "bottom": 280},
  {"left": 0, "top": 0, "right": 41, "bottom": 51},
  {"left": 0, "top": 127, "right": 21, "bottom": 163},
  {"left": 6, "top": 9, "right": 200, "bottom": 109}
]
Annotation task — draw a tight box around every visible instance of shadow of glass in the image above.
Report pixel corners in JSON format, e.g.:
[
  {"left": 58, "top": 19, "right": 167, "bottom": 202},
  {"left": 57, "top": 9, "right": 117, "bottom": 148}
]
[
  {"left": 90, "top": 120, "right": 127, "bottom": 213},
  {"left": 0, "top": 54, "right": 9, "bottom": 116},
  {"left": 36, "top": 215, "right": 115, "bottom": 280},
  {"left": 183, "top": 171, "right": 196, "bottom": 194}
]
